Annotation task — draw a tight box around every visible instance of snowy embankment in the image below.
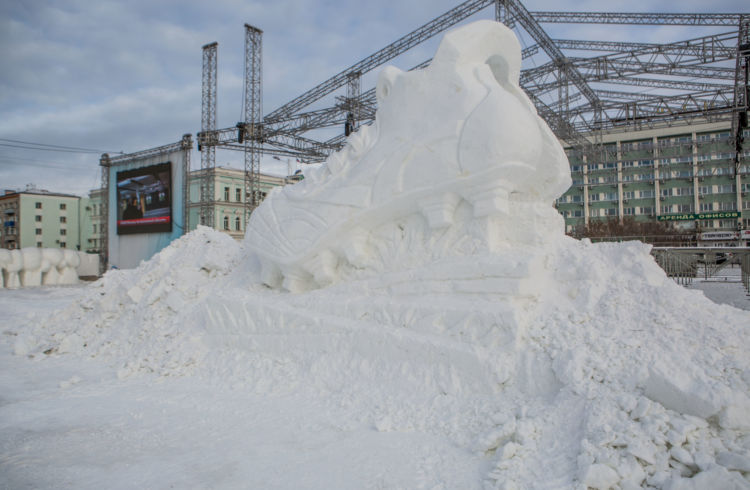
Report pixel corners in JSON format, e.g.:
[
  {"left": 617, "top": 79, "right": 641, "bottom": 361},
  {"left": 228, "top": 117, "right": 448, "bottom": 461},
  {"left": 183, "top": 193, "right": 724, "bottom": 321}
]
[
  {"left": 5, "top": 226, "right": 749, "bottom": 489},
  {"left": 3, "top": 20, "right": 750, "bottom": 489}
]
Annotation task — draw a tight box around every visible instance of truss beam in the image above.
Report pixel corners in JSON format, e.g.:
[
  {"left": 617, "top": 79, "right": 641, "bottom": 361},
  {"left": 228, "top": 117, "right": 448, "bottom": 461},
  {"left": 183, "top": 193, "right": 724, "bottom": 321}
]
[
  {"left": 529, "top": 12, "right": 745, "bottom": 26},
  {"left": 265, "top": 0, "right": 494, "bottom": 121}
]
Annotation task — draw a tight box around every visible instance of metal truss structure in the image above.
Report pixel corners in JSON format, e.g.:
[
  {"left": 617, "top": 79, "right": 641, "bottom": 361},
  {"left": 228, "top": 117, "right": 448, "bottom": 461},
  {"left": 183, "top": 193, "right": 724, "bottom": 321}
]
[
  {"left": 200, "top": 42, "right": 218, "bottom": 227},
  {"left": 197, "top": 0, "right": 749, "bottom": 222},
  {"left": 241, "top": 24, "right": 263, "bottom": 222}
]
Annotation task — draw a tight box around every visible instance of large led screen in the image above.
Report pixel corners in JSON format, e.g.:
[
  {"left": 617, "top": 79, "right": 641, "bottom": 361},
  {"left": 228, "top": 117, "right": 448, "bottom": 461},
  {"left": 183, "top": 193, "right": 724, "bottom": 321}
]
[{"left": 116, "top": 162, "right": 172, "bottom": 235}]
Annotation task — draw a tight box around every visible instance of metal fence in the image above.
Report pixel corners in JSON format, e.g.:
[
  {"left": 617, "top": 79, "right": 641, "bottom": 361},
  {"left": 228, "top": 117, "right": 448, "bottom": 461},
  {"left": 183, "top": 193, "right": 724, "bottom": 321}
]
[{"left": 651, "top": 247, "right": 750, "bottom": 295}]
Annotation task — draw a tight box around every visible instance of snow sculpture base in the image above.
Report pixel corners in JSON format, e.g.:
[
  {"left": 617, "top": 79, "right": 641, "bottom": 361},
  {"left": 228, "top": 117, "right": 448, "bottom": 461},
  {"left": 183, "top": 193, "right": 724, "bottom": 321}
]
[{"left": 243, "top": 20, "right": 571, "bottom": 292}]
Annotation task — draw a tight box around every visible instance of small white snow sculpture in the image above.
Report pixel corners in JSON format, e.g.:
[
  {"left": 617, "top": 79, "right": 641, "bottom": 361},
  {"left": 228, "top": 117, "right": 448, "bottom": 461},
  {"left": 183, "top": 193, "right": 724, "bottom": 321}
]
[
  {"left": 59, "top": 249, "right": 81, "bottom": 285},
  {"left": 21, "top": 247, "right": 43, "bottom": 287},
  {"left": 0, "top": 249, "right": 9, "bottom": 288},
  {"left": 0, "top": 247, "right": 82, "bottom": 288},
  {"left": 41, "top": 248, "right": 64, "bottom": 286},
  {"left": 4, "top": 249, "right": 23, "bottom": 289},
  {"left": 243, "top": 20, "right": 570, "bottom": 292}
]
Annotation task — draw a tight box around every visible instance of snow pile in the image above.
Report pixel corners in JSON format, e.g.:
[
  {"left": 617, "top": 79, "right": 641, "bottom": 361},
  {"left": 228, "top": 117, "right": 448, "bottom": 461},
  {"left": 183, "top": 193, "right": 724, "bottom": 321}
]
[
  {"left": 18, "top": 226, "right": 240, "bottom": 377},
  {"left": 15, "top": 21, "right": 750, "bottom": 489},
  {"left": 0, "top": 248, "right": 80, "bottom": 288}
]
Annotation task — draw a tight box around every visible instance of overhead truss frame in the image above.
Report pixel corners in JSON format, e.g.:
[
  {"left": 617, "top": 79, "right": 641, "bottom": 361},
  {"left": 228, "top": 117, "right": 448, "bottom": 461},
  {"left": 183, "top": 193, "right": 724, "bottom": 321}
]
[{"left": 196, "top": 0, "right": 749, "bottom": 217}]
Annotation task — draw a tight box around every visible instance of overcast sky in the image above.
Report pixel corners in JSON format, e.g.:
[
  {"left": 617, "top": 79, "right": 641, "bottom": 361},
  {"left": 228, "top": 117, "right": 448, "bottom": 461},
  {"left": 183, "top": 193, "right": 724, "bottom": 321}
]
[{"left": 1, "top": 0, "right": 748, "bottom": 196}]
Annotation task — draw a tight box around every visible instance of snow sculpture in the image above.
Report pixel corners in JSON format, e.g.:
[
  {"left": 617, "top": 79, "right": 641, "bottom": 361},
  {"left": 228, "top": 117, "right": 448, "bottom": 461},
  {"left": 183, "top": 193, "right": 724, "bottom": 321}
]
[
  {"left": 0, "top": 247, "right": 80, "bottom": 288},
  {"left": 20, "top": 247, "right": 43, "bottom": 287},
  {"left": 244, "top": 20, "right": 570, "bottom": 292},
  {"left": 59, "top": 249, "right": 80, "bottom": 285},
  {"left": 41, "top": 248, "right": 63, "bottom": 286},
  {"left": 0, "top": 249, "right": 9, "bottom": 288},
  {"left": 4, "top": 249, "right": 23, "bottom": 289}
]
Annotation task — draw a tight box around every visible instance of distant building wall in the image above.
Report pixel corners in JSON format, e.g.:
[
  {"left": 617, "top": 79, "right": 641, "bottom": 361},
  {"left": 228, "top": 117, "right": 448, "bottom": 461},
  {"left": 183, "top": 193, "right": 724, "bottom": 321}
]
[{"left": 556, "top": 124, "right": 750, "bottom": 237}]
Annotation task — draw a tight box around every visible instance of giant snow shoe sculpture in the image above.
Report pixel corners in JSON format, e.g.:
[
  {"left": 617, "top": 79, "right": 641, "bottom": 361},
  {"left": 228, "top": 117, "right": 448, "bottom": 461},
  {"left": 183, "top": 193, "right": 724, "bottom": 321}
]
[{"left": 244, "top": 20, "right": 571, "bottom": 292}]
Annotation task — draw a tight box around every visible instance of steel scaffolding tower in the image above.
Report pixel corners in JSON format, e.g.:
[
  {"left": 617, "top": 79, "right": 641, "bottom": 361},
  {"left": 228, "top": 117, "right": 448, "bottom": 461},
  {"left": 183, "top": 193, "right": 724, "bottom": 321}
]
[
  {"left": 733, "top": 16, "right": 750, "bottom": 172},
  {"left": 200, "top": 42, "right": 218, "bottom": 227},
  {"left": 242, "top": 24, "right": 263, "bottom": 225},
  {"left": 98, "top": 153, "right": 111, "bottom": 275}
]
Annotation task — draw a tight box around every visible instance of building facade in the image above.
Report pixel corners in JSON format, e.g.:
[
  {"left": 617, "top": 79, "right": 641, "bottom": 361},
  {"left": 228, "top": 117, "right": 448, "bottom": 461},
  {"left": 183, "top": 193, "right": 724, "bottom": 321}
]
[
  {"left": 187, "top": 167, "right": 292, "bottom": 240},
  {"left": 555, "top": 124, "right": 750, "bottom": 239},
  {"left": 81, "top": 188, "right": 105, "bottom": 254},
  {"left": 0, "top": 189, "right": 87, "bottom": 250}
]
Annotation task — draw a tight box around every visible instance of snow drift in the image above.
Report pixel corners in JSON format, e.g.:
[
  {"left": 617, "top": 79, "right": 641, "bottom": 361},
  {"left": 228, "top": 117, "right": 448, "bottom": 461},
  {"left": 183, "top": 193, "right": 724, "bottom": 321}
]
[{"left": 14, "top": 20, "right": 750, "bottom": 489}]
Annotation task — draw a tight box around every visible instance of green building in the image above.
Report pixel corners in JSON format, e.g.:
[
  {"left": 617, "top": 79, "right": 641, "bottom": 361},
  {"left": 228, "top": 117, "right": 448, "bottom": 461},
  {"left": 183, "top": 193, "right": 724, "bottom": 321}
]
[
  {"left": 555, "top": 124, "right": 750, "bottom": 241},
  {"left": 0, "top": 188, "right": 87, "bottom": 250}
]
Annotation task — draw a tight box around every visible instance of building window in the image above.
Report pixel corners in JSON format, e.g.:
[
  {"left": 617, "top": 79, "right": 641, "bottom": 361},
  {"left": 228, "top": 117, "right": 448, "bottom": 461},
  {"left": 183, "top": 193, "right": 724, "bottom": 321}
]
[
  {"left": 223, "top": 216, "right": 229, "bottom": 230},
  {"left": 35, "top": 228, "right": 42, "bottom": 235},
  {"left": 60, "top": 229, "right": 67, "bottom": 236},
  {"left": 93, "top": 224, "right": 97, "bottom": 233},
  {"left": 60, "top": 216, "right": 67, "bottom": 223},
  {"left": 60, "top": 203, "right": 66, "bottom": 210},
  {"left": 35, "top": 202, "right": 42, "bottom": 209},
  {"left": 224, "top": 187, "right": 230, "bottom": 201},
  {"left": 699, "top": 203, "right": 714, "bottom": 212},
  {"left": 235, "top": 216, "right": 241, "bottom": 231},
  {"left": 60, "top": 242, "right": 66, "bottom": 248},
  {"left": 236, "top": 188, "right": 242, "bottom": 202},
  {"left": 36, "top": 242, "right": 42, "bottom": 248},
  {"left": 35, "top": 215, "right": 42, "bottom": 222}
]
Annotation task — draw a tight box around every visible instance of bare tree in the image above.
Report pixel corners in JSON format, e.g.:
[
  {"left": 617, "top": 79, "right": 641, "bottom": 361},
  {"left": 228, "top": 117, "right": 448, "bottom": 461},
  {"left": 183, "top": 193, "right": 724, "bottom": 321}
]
[{"left": 570, "top": 217, "right": 695, "bottom": 247}]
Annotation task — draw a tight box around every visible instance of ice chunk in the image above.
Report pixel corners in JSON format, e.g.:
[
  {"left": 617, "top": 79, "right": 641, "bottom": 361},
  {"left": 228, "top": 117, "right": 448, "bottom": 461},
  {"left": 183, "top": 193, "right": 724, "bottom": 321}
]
[
  {"left": 644, "top": 361, "right": 722, "bottom": 419},
  {"left": 663, "top": 465, "right": 750, "bottom": 490},
  {"left": 580, "top": 463, "right": 620, "bottom": 489}
]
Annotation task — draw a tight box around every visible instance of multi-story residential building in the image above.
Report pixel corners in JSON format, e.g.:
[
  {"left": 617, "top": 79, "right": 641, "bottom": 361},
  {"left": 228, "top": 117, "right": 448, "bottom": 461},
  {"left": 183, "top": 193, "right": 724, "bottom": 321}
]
[
  {"left": 0, "top": 188, "right": 86, "bottom": 250},
  {"left": 556, "top": 124, "right": 750, "bottom": 235}
]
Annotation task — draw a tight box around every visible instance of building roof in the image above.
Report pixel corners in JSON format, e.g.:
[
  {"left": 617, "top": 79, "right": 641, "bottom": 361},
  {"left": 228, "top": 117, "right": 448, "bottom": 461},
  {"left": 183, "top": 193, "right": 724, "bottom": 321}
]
[{"left": 1, "top": 189, "right": 81, "bottom": 200}]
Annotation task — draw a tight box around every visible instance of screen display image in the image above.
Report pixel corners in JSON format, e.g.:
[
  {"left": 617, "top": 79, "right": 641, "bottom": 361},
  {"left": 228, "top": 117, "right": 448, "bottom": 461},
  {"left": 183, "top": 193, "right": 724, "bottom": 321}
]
[{"left": 116, "top": 162, "right": 173, "bottom": 235}]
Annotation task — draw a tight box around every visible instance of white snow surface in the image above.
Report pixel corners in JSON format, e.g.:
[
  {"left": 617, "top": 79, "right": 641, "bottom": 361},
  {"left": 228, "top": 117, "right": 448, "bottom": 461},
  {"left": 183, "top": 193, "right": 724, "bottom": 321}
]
[{"left": 2, "top": 21, "right": 750, "bottom": 490}]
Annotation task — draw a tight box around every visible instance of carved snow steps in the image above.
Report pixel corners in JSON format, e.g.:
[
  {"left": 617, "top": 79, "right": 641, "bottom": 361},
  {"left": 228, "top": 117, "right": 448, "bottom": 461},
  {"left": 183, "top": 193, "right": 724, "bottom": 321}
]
[
  {"left": 418, "top": 192, "right": 462, "bottom": 228},
  {"left": 259, "top": 259, "right": 283, "bottom": 289},
  {"left": 341, "top": 229, "right": 371, "bottom": 267},
  {"left": 464, "top": 183, "right": 510, "bottom": 218},
  {"left": 281, "top": 267, "right": 314, "bottom": 293},
  {"left": 305, "top": 249, "right": 340, "bottom": 287}
]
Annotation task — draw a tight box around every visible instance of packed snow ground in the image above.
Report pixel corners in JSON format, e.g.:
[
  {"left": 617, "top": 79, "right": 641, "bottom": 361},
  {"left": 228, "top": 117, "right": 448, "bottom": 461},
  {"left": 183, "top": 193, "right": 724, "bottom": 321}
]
[{"left": 1, "top": 228, "right": 749, "bottom": 489}]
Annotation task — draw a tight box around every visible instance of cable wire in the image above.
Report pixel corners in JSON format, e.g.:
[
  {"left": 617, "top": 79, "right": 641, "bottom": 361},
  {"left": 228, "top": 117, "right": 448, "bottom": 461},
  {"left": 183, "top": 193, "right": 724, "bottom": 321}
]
[{"left": 0, "top": 138, "right": 122, "bottom": 154}]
